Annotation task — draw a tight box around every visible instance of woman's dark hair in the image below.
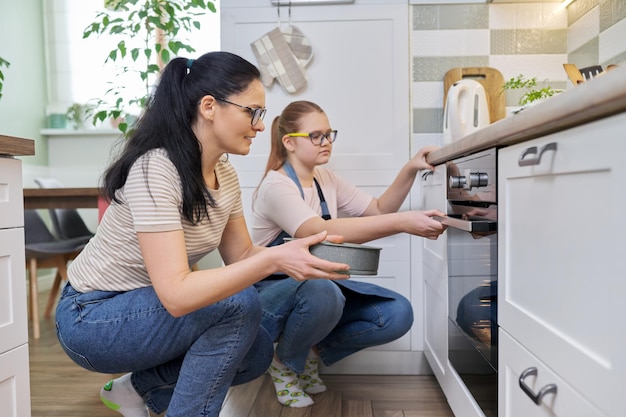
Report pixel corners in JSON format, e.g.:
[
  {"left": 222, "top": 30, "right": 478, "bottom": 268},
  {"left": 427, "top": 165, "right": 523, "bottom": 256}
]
[{"left": 103, "top": 51, "right": 261, "bottom": 224}]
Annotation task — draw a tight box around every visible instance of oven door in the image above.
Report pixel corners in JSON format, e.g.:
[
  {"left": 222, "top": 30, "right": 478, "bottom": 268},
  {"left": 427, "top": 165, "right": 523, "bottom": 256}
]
[{"left": 446, "top": 213, "right": 498, "bottom": 416}]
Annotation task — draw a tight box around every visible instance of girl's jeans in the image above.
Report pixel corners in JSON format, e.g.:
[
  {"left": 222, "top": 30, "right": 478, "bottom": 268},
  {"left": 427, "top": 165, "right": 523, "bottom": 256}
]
[
  {"left": 55, "top": 283, "right": 272, "bottom": 417},
  {"left": 254, "top": 278, "right": 413, "bottom": 374}
]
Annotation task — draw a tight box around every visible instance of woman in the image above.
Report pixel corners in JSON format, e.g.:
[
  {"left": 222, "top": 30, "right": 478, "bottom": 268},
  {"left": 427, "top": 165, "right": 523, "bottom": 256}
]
[
  {"left": 251, "top": 100, "right": 447, "bottom": 407},
  {"left": 55, "top": 53, "right": 351, "bottom": 417}
]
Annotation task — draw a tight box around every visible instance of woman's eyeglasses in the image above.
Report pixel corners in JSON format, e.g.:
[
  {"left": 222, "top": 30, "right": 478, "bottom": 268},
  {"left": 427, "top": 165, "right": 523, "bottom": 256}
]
[
  {"left": 286, "top": 130, "right": 338, "bottom": 145},
  {"left": 215, "top": 97, "right": 267, "bottom": 126}
]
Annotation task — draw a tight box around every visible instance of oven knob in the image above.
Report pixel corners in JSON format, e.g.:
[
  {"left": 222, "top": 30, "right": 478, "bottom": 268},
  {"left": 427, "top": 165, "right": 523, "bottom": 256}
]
[
  {"left": 465, "top": 170, "right": 489, "bottom": 188},
  {"left": 449, "top": 175, "right": 467, "bottom": 189}
]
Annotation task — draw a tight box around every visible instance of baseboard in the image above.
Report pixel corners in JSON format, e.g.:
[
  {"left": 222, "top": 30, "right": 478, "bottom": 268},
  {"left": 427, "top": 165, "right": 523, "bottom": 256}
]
[{"left": 320, "top": 350, "right": 433, "bottom": 375}]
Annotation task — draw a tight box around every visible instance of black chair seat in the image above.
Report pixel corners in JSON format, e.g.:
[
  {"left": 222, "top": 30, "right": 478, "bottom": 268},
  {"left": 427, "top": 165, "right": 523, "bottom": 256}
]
[
  {"left": 34, "top": 178, "right": 96, "bottom": 242},
  {"left": 25, "top": 240, "right": 86, "bottom": 256}
]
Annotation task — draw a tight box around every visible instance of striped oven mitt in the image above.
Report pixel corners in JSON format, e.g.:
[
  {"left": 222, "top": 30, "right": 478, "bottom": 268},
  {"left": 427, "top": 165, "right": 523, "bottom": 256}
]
[{"left": 251, "top": 25, "right": 313, "bottom": 94}]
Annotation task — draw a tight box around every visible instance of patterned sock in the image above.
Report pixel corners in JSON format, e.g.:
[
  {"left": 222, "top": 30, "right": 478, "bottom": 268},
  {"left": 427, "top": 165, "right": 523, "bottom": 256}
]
[
  {"left": 298, "top": 350, "right": 327, "bottom": 394},
  {"left": 100, "top": 373, "right": 150, "bottom": 417},
  {"left": 268, "top": 358, "right": 314, "bottom": 407}
]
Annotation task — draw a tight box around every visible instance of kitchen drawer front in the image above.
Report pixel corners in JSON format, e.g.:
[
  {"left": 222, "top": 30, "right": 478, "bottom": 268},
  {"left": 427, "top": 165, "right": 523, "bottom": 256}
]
[
  {"left": 498, "top": 113, "right": 625, "bottom": 417},
  {"left": 0, "top": 344, "right": 31, "bottom": 417},
  {"left": 0, "top": 228, "right": 28, "bottom": 354},
  {"left": 499, "top": 330, "right": 605, "bottom": 417},
  {"left": 0, "top": 158, "right": 24, "bottom": 229}
]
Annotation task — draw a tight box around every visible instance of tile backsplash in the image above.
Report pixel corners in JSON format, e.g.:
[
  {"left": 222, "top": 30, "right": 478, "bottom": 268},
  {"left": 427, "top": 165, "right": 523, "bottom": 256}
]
[{"left": 410, "top": 0, "right": 626, "bottom": 144}]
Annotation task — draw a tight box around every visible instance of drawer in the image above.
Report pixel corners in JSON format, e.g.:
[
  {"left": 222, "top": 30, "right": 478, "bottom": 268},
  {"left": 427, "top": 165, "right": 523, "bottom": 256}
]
[
  {"left": 499, "top": 329, "right": 605, "bottom": 417},
  {"left": 0, "top": 228, "right": 28, "bottom": 354},
  {"left": 0, "top": 344, "right": 31, "bottom": 417},
  {"left": 0, "top": 158, "right": 24, "bottom": 229}
]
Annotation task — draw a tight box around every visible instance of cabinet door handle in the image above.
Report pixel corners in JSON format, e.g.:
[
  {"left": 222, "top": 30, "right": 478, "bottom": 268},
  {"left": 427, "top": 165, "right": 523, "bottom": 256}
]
[
  {"left": 517, "top": 142, "right": 558, "bottom": 167},
  {"left": 519, "top": 367, "right": 558, "bottom": 405}
]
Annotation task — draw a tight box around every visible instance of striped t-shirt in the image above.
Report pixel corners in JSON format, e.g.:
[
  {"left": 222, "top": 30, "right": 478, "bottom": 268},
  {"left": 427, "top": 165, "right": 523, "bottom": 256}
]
[{"left": 68, "top": 148, "right": 243, "bottom": 292}]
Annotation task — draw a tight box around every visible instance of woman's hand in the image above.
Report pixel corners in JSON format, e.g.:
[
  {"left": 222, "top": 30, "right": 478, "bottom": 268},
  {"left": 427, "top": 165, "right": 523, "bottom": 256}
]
[
  {"left": 403, "top": 209, "right": 447, "bottom": 240},
  {"left": 408, "top": 145, "right": 439, "bottom": 172},
  {"left": 271, "top": 231, "right": 350, "bottom": 281}
]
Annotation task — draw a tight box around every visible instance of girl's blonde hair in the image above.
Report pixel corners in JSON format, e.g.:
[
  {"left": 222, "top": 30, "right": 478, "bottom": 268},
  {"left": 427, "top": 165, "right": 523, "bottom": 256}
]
[
  {"left": 252, "top": 101, "right": 325, "bottom": 209},
  {"left": 263, "top": 100, "right": 325, "bottom": 176}
]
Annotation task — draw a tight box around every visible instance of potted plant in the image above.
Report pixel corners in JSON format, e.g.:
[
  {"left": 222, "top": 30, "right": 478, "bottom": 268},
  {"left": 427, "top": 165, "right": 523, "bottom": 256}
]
[
  {"left": 66, "top": 102, "right": 96, "bottom": 130},
  {"left": 502, "top": 74, "right": 562, "bottom": 107},
  {"left": 83, "top": 0, "right": 217, "bottom": 133},
  {"left": 0, "top": 56, "right": 9, "bottom": 100}
]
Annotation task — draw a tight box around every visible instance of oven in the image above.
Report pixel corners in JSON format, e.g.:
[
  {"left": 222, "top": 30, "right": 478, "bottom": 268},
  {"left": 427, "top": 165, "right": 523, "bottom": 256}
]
[{"left": 436, "top": 148, "right": 498, "bottom": 416}]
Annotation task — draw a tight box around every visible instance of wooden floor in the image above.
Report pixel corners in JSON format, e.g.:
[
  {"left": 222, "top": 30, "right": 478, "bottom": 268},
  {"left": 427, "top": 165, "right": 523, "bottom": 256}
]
[{"left": 29, "top": 288, "right": 454, "bottom": 417}]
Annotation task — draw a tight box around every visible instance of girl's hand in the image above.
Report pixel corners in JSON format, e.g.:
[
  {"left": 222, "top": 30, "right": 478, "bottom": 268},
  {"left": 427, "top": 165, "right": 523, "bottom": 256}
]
[
  {"left": 404, "top": 210, "right": 447, "bottom": 240},
  {"left": 273, "top": 231, "right": 350, "bottom": 280},
  {"left": 408, "top": 145, "right": 439, "bottom": 172}
]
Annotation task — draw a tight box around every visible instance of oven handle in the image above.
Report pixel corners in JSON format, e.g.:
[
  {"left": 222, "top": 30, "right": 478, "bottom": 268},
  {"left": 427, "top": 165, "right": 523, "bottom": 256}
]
[{"left": 433, "top": 215, "right": 497, "bottom": 233}]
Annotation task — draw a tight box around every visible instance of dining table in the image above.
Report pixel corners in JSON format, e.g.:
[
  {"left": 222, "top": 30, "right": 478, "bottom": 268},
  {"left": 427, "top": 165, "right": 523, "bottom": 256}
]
[{"left": 23, "top": 187, "right": 109, "bottom": 221}]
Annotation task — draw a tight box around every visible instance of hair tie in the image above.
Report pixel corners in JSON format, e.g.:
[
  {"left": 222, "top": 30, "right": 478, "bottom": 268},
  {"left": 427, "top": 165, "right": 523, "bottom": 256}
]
[{"left": 186, "top": 58, "right": 195, "bottom": 70}]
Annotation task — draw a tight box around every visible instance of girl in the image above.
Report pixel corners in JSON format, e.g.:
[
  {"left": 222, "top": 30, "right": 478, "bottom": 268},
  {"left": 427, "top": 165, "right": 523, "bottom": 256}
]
[
  {"left": 55, "top": 54, "right": 350, "bottom": 417},
  {"left": 251, "top": 100, "right": 446, "bottom": 407}
]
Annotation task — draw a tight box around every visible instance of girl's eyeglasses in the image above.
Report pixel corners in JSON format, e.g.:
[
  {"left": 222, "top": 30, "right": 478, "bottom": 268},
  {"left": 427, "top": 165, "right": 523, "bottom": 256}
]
[
  {"left": 286, "top": 130, "right": 338, "bottom": 145},
  {"left": 215, "top": 97, "right": 267, "bottom": 126}
]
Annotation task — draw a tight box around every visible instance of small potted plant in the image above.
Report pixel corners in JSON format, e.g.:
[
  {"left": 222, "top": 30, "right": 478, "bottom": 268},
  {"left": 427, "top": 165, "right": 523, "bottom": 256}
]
[
  {"left": 502, "top": 74, "right": 562, "bottom": 107},
  {"left": 66, "top": 103, "right": 96, "bottom": 130}
]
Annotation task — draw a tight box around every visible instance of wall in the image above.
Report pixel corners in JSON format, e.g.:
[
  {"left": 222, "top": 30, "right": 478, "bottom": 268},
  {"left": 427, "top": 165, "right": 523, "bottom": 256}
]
[
  {"left": 567, "top": 0, "right": 626, "bottom": 68},
  {"left": 0, "top": 0, "right": 47, "bottom": 167},
  {"left": 409, "top": 0, "right": 626, "bottom": 147}
]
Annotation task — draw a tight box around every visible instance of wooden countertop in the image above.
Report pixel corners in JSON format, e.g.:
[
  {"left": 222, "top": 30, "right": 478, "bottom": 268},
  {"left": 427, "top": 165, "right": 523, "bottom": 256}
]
[
  {"left": 427, "top": 64, "right": 626, "bottom": 165},
  {"left": 0, "top": 134, "right": 35, "bottom": 156}
]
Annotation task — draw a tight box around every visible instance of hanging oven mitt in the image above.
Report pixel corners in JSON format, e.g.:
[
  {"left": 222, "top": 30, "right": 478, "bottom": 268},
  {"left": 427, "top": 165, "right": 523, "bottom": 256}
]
[{"left": 251, "top": 26, "right": 313, "bottom": 94}]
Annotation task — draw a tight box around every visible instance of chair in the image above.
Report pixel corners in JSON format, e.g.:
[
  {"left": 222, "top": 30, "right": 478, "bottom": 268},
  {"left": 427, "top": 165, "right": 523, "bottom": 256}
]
[
  {"left": 34, "top": 178, "right": 95, "bottom": 244},
  {"left": 24, "top": 210, "right": 86, "bottom": 339}
]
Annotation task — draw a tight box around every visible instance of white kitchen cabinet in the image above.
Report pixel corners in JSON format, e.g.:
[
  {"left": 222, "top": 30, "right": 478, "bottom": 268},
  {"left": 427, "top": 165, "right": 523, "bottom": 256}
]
[
  {"left": 497, "top": 113, "right": 626, "bottom": 417},
  {"left": 421, "top": 165, "right": 448, "bottom": 380},
  {"left": 0, "top": 153, "right": 31, "bottom": 417}
]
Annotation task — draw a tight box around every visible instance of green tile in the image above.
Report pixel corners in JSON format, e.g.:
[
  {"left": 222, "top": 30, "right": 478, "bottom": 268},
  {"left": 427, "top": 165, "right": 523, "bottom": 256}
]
[
  {"left": 413, "top": 108, "right": 444, "bottom": 134},
  {"left": 568, "top": 0, "right": 599, "bottom": 26},
  {"left": 412, "top": 5, "right": 439, "bottom": 30},
  {"left": 568, "top": 37, "right": 599, "bottom": 68},
  {"left": 413, "top": 56, "right": 489, "bottom": 82},
  {"left": 602, "top": 50, "right": 626, "bottom": 68},
  {"left": 600, "top": 0, "right": 626, "bottom": 32},
  {"left": 491, "top": 29, "right": 567, "bottom": 55},
  {"left": 413, "top": 4, "right": 488, "bottom": 30}
]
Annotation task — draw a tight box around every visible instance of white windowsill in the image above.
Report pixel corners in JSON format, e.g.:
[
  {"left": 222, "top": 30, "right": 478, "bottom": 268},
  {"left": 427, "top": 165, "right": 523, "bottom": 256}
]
[{"left": 40, "top": 128, "right": 122, "bottom": 136}]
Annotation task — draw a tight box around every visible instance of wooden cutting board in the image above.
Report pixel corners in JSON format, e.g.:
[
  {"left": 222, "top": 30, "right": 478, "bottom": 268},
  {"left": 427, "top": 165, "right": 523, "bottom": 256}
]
[{"left": 444, "top": 67, "right": 506, "bottom": 123}]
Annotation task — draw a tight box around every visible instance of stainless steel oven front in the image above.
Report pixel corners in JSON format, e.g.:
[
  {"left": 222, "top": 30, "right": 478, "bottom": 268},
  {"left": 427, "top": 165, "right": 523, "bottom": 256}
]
[{"left": 438, "top": 148, "right": 498, "bottom": 416}]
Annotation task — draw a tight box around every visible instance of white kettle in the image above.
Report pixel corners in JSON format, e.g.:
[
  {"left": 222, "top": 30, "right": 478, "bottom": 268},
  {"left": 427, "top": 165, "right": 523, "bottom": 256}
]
[{"left": 443, "top": 79, "right": 490, "bottom": 145}]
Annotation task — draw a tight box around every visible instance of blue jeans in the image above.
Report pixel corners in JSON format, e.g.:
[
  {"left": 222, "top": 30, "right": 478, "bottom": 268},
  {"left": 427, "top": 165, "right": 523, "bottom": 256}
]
[
  {"left": 254, "top": 278, "right": 413, "bottom": 374},
  {"left": 55, "top": 283, "right": 272, "bottom": 417}
]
